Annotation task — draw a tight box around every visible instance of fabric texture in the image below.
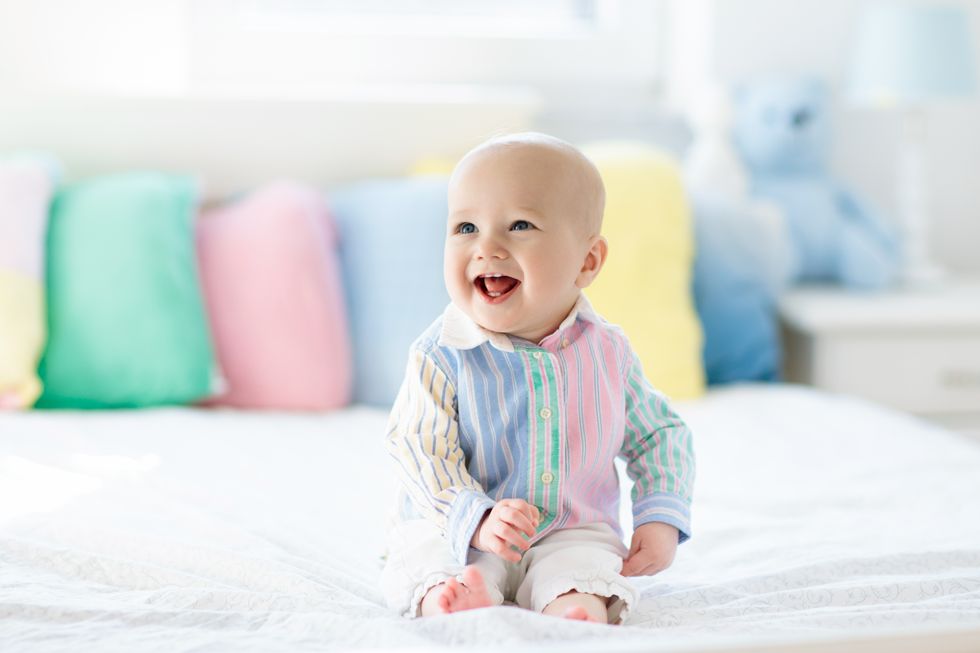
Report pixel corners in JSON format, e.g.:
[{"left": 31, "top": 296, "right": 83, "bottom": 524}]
[
  {"left": 1, "top": 386, "right": 980, "bottom": 648},
  {"left": 37, "top": 172, "right": 216, "bottom": 408},
  {"left": 382, "top": 519, "right": 636, "bottom": 623},
  {"left": 0, "top": 158, "right": 56, "bottom": 408},
  {"left": 385, "top": 295, "right": 694, "bottom": 567},
  {"left": 328, "top": 177, "right": 451, "bottom": 407},
  {"left": 582, "top": 142, "right": 705, "bottom": 399},
  {"left": 197, "top": 181, "right": 351, "bottom": 410}
]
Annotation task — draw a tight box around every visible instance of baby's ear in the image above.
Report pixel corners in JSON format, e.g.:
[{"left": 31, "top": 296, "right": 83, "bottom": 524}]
[{"left": 576, "top": 236, "right": 608, "bottom": 288}]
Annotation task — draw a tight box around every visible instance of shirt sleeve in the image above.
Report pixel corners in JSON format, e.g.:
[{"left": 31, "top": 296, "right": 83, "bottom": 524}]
[
  {"left": 385, "top": 346, "right": 496, "bottom": 565},
  {"left": 618, "top": 345, "right": 696, "bottom": 543}
]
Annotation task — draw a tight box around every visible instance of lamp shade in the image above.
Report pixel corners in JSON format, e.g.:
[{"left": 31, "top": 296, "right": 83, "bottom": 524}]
[{"left": 849, "top": 3, "right": 977, "bottom": 105}]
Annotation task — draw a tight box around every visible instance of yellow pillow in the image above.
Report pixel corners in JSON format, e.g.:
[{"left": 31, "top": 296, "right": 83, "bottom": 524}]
[
  {"left": 410, "top": 157, "right": 455, "bottom": 176},
  {"left": 583, "top": 142, "right": 705, "bottom": 399},
  {"left": 1, "top": 159, "right": 53, "bottom": 409},
  {"left": 0, "top": 270, "right": 44, "bottom": 408}
]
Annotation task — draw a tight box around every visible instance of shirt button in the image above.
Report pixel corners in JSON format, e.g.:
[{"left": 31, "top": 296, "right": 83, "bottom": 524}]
[
  {"left": 532, "top": 351, "right": 542, "bottom": 359},
  {"left": 561, "top": 338, "right": 569, "bottom": 348},
  {"left": 539, "top": 407, "right": 552, "bottom": 419},
  {"left": 541, "top": 471, "right": 554, "bottom": 484}
]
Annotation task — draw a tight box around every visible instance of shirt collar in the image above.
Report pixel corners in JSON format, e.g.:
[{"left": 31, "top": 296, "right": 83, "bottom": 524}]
[{"left": 438, "top": 293, "right": 600, "bottom": 352}]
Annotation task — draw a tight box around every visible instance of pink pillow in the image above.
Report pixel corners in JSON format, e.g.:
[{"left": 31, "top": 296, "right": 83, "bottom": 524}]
[{"left": 196, "top": 182, "right": 351, "bottom": 410}]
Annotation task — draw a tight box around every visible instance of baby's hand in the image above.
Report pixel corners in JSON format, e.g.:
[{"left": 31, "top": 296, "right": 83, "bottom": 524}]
[
  {"left": 471, "top": 499, "right": 540, "bottom": 563},
  {"left": 621, "top": 522, "right": 678, "bottom": 577}
]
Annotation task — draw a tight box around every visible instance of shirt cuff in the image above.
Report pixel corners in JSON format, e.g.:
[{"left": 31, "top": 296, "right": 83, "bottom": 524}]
[
  {"left": 447, "top": 489, "right": 496, "bottom": 565},
  {"left": 632, "top": 492, "right": 692, "bottom": 544}
]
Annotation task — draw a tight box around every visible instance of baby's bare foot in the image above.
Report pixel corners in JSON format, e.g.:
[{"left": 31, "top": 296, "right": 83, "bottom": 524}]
[
  {"left": 543, "top": 591, "right": 609, "bottom": 623},
  {"left": 436, "top": 565, "right": 494, "bottom": 614},
  {"left": 562, "top": 605, "right": 600, "bottom": 622}
]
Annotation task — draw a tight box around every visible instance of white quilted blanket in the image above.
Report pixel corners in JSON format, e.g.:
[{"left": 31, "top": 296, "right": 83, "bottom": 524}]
[{"left": 2, "top": 385, "right": 979, "bottom": 652}]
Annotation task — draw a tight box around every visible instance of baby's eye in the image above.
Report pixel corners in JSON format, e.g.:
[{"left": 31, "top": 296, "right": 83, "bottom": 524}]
[
  {"left": 510, "top": 220, "right": 534, "bottom": 232},
  {"left": 456, "top": 222, "right": 477, "bottom": 235}
]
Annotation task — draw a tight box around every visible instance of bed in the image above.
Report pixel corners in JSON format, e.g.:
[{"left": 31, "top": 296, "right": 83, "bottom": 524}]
[{"left": 3, "top": 384, "right": 979, "bottom": 652}]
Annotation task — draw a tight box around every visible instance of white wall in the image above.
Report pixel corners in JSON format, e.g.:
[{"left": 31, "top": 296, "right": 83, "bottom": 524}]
[
  {"left": 709, "top": 0, "right": 980, "bottom": 274},
  {"left": 538, "top": 0, "right": 980, "bottom": 275},
  {"left": 0, "top": 0, "right": 540, "bottom": 196},
  {"left": 1, "top": 0, "right": 977, "bottom": 273},
  {"left": 0, "top": 0, "right": 188, "bottom": 96}
]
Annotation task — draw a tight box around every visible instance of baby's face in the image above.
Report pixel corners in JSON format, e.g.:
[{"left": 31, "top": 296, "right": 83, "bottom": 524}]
[{"left": 444, "top": 143, "right": 602, "bottom": 343}]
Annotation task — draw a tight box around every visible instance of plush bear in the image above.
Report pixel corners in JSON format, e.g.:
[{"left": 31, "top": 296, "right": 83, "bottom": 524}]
[
  {"left": 682, "top": 83, "right": 794, "bottom": 383},
  {"left": 733, "top": 77, "right": 899, "bottom": 288}
]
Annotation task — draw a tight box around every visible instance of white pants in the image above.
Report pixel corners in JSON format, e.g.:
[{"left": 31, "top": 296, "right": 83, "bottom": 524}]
[{"left": 382, "top": 520, "right": 638, "bottom": 624}]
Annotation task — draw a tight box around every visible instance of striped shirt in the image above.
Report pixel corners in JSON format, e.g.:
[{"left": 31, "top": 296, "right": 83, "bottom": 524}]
[{"left": 385, "top": 294, "right": 695, "bottom": 565}]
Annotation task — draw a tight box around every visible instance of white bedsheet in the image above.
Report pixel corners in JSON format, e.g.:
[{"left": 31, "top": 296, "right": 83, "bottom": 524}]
[{"left": 1, "top": 385, "right": 979, "bottom": 652}]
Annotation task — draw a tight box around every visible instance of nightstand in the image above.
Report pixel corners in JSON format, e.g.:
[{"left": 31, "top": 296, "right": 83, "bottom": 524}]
[{"left": 779, "top": 279, "right": 980, "bottom": 438}]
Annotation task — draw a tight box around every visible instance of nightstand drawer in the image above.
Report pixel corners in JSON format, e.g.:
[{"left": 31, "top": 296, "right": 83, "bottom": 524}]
[{"left": 783, "top": 330, "right": 980, "bottom": 414}]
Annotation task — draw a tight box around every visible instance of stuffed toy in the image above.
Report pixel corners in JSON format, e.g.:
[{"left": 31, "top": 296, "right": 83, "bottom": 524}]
[
  {"left": 734, "top": 76, "right": 899, "bottom": 288},
  {"left": 682, "top": 83, "right": 793, "bottom": 383}
]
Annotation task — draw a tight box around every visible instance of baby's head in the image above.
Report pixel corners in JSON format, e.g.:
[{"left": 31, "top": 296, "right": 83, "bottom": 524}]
[{"left": 444, "top": 132, "right": 607, "bottom": 343}]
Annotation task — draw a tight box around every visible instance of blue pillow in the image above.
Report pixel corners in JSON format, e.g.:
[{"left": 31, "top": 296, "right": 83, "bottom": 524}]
[
  {"left": 690, "top": 193, "right": 793, "bottom": 384},
  {"left": 328, "top": 177, "right": 451, "bottom": 406}
]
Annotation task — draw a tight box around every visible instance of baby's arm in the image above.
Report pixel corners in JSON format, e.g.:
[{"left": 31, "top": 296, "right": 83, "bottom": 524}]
[
  {"left": 618, "top": 347, "right": 695, "bottom": 576},
  {"left": 386, "top": 347, "right": 500, "bottom": 564}
]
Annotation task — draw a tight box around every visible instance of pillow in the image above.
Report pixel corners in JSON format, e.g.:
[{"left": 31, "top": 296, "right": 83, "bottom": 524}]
[
  {"left": 37, "top": 172, "right": 217, "bottom": 408},
  {"left": 583, "top": 142, "right": 705, "bottom": 399},
  {"left": 0, "top": 158, "right": 57, "bottom": 408},
  {"left": 328, "top": 177, "right": 451, "bottom": 407},
  {"left": 0, "top": 158, "right": 55, "bottom": 410},
  {"left": 691, "top": 193, "right": 793, "bottom": 384},
  {"left": 197, "top": 181, "right": 351, "bottom": 410}
]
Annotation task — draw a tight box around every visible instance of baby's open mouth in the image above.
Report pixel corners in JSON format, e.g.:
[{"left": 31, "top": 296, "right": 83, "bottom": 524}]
[{"left": 475, "top": 273, "right": 521, "bottom": 303}]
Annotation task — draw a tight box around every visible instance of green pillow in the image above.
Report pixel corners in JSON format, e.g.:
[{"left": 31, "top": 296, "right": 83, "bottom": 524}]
[{"left": 37, "top": 173, "right": 216, "bottom": 408}]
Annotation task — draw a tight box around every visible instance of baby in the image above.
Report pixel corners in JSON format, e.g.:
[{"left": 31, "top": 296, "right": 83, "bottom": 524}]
[{"left": 382, "top": 133, "right": 695, "bottom": 624}]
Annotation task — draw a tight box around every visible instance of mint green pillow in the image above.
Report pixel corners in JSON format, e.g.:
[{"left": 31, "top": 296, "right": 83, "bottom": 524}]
[{"left": 37, "top": 173, "right": 216, "bottom": 408}]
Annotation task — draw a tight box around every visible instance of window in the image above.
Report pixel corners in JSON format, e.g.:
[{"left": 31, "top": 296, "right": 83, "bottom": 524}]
[
  {"left": 235, "top": 0, "right": 599, "bottom": 37},
  {"left": 187, "top": 0, "right": 664, "bottom": 98}
]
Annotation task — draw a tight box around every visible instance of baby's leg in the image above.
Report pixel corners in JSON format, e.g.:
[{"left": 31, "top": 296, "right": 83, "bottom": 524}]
[
  {"left": 515, "top": 523, "right": 638, "bottom": 624},
  {"left": 541, "top": 590, "right": 608, "bottom": 623},
  {"left": 420, "top": 565, "right": 494, "bottom": 616},
  {"left": 383, "top": 520, "right": 508, "bottom": 618}
]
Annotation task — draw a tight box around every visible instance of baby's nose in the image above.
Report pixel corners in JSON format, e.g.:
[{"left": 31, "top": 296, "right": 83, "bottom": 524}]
[{"left": 476, "top": 239, "right": 508, "bottom": 259}]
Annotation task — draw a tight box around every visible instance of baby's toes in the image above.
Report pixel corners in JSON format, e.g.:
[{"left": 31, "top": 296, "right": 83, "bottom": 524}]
[
  {"left": 442, "top": 580, "right": 461, "bottom": 611},
  {"left": 563, "top": 606, "right": 593, "bottom": 622},
  {"left": 437, "top": 592, "right": 452, "bottom": 613}
]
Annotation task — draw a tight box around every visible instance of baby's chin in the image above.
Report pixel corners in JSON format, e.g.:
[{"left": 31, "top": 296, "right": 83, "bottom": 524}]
[
  {"left": 458, "top": 302, "right": 520, "bottom": 335},
  {"left": 469, "top": 311, "right": 516, "bottom": 335},
  {"left": 478, "top": 314, "right": 549, "bottom": 342},
  {"left": 460, "top": 295, "right": 570, "bottom": 341},
  {"left": 452, "top": 292, "right": 544, "bottom": 338}
]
